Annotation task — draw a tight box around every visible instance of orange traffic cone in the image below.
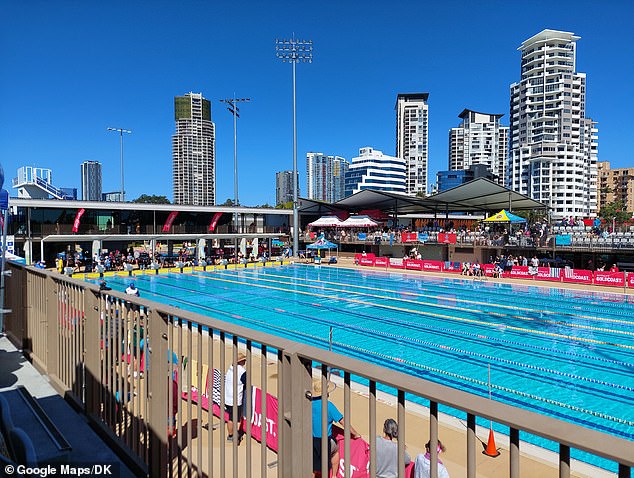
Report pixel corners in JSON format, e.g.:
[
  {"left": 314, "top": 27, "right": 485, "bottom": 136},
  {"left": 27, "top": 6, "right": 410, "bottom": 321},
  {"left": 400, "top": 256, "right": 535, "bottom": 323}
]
[{"left": 483, "top": 427, "right": 500, "bottom": 457}]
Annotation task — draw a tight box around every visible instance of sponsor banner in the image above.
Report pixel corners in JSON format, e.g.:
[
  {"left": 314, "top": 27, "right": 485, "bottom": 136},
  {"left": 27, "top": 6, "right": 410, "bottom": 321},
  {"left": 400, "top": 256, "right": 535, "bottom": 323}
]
[
  {"left": 359, "top": 257, "right": 375, "bottom": 267},
  {"left": 389, "top": 258, "right": 405, "bottom": 269},
  {"left": 250, "top": 387, "right": 279, "bottom": 452},
  {"left": 417, "top": 233, "right": 429, "bottom": 242},
  {"left": 482, "top": 264, "right": 495, "bottom": 276},
  {"left": 404, "top": 259, "right": 424, "bottom": 271},
  {"left": 509, "top": 266, "right": 531, "bottom": 279},
  {"left": 628, "top": 272, "right": 634, "bottom": 288},
  {"left": 437, "top": 233, "right": 457, "bottom": 244},
  {"left": 555, "top": 234, "right": 572, "bottom": 246},
  {"left": 422, "top": 260, "right": 443, "bottom": 272},
  {"left": 162, "top": 211, "right": 179, "bottom": 232},
  {"left": 594, "top": 271, "right": 626, "bottom": 288},
  {"left": 442, "top": 261, "right": 461, "bottom": 273},
  {"left": 208, "top": 212, "right": 223, "bottom": 232},
  {"left": 357, "top": 233, "right": 367, "bottom": 241},
  {"left": 535, "top": 267, "right": 562, "bottom": 281},
  {"left": 72, "top": 208, "right": 86, "bottom": 233},
  {"left": 401, "top": 232, "right": 418, "bottom": 243},
  {"left": 374, "top": 257, "right": 389, "bottom": 267},
  {"left": 355, "top": 253, "right": 375, "bottom": 262},
  {"left": 562, "top": 268, "right": 593, "bottom": 284}
]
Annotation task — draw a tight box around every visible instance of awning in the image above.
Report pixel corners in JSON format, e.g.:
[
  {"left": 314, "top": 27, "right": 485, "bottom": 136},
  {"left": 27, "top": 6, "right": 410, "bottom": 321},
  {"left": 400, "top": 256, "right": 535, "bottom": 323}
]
[
  {"left": 307, "top": 216, "right": 343, "bottom": 228},
  {"left": 338, "top": 215, "right": 379, "bottom": 228},
  {"left": 482, "top": 209, "right": 527, "bottom": 224}
]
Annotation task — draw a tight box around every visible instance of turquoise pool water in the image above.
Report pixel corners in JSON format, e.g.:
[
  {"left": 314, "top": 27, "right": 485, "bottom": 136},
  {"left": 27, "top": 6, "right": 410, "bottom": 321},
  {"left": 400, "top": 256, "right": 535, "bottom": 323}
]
[{"left": 100, "top": 265, "right": 634, "bottom": 470}]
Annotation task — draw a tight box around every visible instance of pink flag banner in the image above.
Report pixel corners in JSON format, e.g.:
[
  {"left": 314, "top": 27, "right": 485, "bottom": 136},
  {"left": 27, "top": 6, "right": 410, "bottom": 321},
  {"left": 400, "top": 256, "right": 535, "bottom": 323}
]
[
  {"left": 437, "top": 232, "right": 457, "bottom": 244},
  {"left": 594, "top": 271, "right": 626, "bottom": 288},
  {"left": 374, "top": 257, "right": 389, "bottom": 267},
  {"left": 562, "top": 268, "right": 593, "bottom": 284},
  {"left": 162, "top": 211, "right": 179, "bottom": 232},
  {"left": 401, "top": 232, "right": 418, "bottom": 243},
  {"left": 208, "top": 212, "right": 223, "bottom": 232},
  {"left": 422, "top": 260, "right": 443, "bottom": 272},
  {"left": 72, "top": 208, "right": 86, "bottom": 233}
]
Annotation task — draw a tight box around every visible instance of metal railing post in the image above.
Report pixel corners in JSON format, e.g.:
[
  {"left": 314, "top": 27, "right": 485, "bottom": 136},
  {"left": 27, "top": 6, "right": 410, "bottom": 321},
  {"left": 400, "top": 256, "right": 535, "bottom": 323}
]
[
  {"left": 148, "top": 309, "right": 169, "bottom": 478},
  {"left": 46, "top": 274, "right": 59, "bottom": 378}
]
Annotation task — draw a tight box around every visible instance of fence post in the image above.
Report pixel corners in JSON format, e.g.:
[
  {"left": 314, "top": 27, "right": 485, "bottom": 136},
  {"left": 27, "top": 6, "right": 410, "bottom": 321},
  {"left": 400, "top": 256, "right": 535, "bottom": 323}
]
[
  {"left": 46, "top": 274, "right": 59, "bottom": 378},
  {"left": 279, "top": 350, "right": 312, "bottom": 478},
  {"left": 83, "top": 288, "right": 101, "bottom": 417},
  {"left": 148, "top": 309, "right": 169, "bottom": 478}
]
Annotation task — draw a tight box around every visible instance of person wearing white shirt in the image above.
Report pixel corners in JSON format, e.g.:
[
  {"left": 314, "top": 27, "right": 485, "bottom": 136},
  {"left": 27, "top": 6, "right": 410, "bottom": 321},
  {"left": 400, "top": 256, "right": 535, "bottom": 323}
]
[
  {"left": 224, "top": 352, "right": 247, "bottom": 444},
  {"left": 414, "top": 440, "right": 450, "bottom": 478}
]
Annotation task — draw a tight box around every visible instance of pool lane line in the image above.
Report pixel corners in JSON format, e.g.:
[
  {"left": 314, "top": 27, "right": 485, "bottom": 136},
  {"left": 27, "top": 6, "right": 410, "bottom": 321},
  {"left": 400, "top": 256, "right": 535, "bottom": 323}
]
[
  {"left": 244, "top": 267, "right": 634, "bottom": 326},
  {"left": 211, "top": 269, "right": 634, "bottom": 340},
  {"left": 127, "top": 275, "right": 634, "bottom": 429},
  {"left": 139, "top": 274, "right": 634, "bottom": 395}
]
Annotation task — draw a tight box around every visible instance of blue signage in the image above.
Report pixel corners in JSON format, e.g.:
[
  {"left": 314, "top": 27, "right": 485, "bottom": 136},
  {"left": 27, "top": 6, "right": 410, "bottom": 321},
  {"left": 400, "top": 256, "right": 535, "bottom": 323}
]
[
  {"left": 555, "top": 234, "right": 572, "bottom": 246},
  {"left": 357, "top": 233, "right": 367, "bottom": 241},
  {"left": 417, "top": 233, "right": 429, "bottom": 242},
  {"left": 0, "top": 189, "right": 8, "bottom": 210}
]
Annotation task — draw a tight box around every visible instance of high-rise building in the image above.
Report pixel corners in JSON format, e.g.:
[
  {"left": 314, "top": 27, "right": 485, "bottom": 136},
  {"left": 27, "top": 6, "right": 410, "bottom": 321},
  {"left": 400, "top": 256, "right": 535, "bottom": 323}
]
[
  {"left": 344, "top": 147, "right": 406, "bottom": 197},
  {"left": 275, "top": 170, "right": 297, "bottom": 206},
  {"left": 597, "top": 162, "right": 634, "bottom": 214},
  {"left": 396, "top": 93, "right": 429, "bottom": 196},
  {"left": 172, "top": 92, "right": 216, "bottom": 205},
  {"left": 306, "top": 152, "right": 349, "bottom": 203},
  {"left": 437, "top": 164, "right": 496, "bottom": 192},
  {"left": 508, "top": 29, "right": 598, "bottom": 218},
  {"left": 81, "top": 161, "right": 102, "bottom": 201},
  {"left": 449, "top": 110, "right": 508, "bottom": 184}
]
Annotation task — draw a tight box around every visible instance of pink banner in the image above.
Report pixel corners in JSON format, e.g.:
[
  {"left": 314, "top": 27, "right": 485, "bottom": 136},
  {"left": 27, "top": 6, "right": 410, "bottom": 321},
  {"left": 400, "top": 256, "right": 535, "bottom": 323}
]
[
  {"left": 250, "top": 387, "right": 279, "bottom": 452},
  {"left": 404, "top": 259, "right": 424, "bottom": 271},
  {"left": 374, "top": 257, "right": 389, "bottom": 267},
  {"left": 162, "top": 211, "right": 179, "bottom": 232},
  {"left": 562, "top": 268, "right": 593, "bottom": 284},
  {"left": 332, "top": 428, "right": 370, "bottom": 478},
  {"left": 594, "top": 271, "right": 626, "bottom": 288},
  {"left": 208, "top": 212, "right": 223, "bottom": 232},
  {"left": 389, "top": 258, "right": 405, "bottom": 269},
  {"left": 509, "top": 266, "right": 531, "bottom": 279},
  {"left": 482, "top": 264, "right": 495, "bottom": 276},
  {"left": 422, "top": 260, "right": 443, "bottom": 272},
  {"left": 401, "top": 232, "right": 418, "bottom": 243},
  {"left": 72, "top": 208, "right": 86, "bottom": 233},
  {"left": 359, "top": 257, "right": 375, "bottom": 267},
  {"left": 628, "top": 273, "right": 634, "bottom": 288},
  {"left": 437, "top": 233, "right": 457, "bottom": 244},
  {"left": 535, "top": 267, "right": 562, "bottom": 281}
]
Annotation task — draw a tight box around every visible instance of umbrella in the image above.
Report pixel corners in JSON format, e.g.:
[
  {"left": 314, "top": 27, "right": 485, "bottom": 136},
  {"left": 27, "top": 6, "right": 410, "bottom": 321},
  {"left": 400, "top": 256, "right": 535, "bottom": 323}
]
[
  {"left": 482, "top": 210, "right": 526, "bottom": 224},
  {"left": 338, "top": 215, "right": 379, "bottom": 228}
]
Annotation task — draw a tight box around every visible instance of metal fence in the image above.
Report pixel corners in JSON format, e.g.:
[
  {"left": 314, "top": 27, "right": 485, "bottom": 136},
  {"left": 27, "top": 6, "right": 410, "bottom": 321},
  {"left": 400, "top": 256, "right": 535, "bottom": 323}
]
[{"left": 3, "top": 262, "right": 633, "bottom": 478}]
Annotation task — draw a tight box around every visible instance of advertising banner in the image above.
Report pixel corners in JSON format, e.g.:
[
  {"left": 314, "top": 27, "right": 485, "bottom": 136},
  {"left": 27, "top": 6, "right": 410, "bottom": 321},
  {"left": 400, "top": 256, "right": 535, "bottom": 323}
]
[
  {"left": 562, "top": 268, "right": 593, "bottom": 284},
  {"left": 628, "top": 272, "right": 634, "bottom": 288},
  {"left": 374, "top": 257, "right": 389, "bottom": 267},
  {"left": 509, "top": 266, "right": 531, "bottom": 279},
  {"left": 250, "top": 387, "right": 279, "bottom": 452},
  {"left": 437, "top": 233, "right": 457, "bottom": 244},
  {"left": 359, "top": 257, "right": 375, "bottom": 267},
  {"left": 417, "top": 233, "right": 429, "bottom": 242},
  {"left": 389, "top": 258, "right": 405, "bottom": 269},
  {"left": 593, "top": 271, "right": 626, "bottom": 288},
  {"left": 555, "top": 234, "right": 572, "bottom": 246},
  {"left": 422, "top": 260, "right": 443, "bottom": 272},
  {"left": 482, "top": 264, "right": 495, "bottom": 276},
  {"left": 357, "top": 233, "right": 367, "bottom": 241},
  {"left": 401, "top": 232, "right": 418, "bottom": 243},
  {"left": 72, "top": 208, "right": 86, "bottom": 233},
  {"left": 162, "top": 211, "right": 179, "bottom": 232},
  {"left": 442, "top": 261, "right": 462, "bottom": 273},
  {"left": 404, "top": 259, "right": 424, "bottom": 270},
  {"left": 208, "top": 212, "right": 223, "bottom": 232},
  {"left": 536, "top": 267, "right": 562, "bottom": 281}
]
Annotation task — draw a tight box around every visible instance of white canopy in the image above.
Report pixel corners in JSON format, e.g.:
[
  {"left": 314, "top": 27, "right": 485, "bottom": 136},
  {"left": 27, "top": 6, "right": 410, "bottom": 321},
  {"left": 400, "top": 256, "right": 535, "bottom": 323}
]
[
  {"left": 307, "top": 215, "right": 343, "bottom": 228},
  {"left": 338, "top": 215, "right": 379, "bottom": 228}
]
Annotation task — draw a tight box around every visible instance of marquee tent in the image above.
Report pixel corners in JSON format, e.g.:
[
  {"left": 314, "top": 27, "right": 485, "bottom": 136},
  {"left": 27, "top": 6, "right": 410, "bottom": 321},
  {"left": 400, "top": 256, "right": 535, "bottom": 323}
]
[
  {"left": 482, "top": 209, "right": 527, "bottom": 224},
  {"left": 307, "top": 216, "right": 343, "bottom": 228},
  {"left": 338, "top": 215, "right": 379, "bottom": 228},
  {"left": 306, "top": 236, "right": 338, "bottom": 261}
]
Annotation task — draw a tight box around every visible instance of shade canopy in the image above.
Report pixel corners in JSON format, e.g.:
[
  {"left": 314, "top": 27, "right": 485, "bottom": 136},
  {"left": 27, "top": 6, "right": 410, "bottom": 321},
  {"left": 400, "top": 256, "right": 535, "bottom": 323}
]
[
  {"left": 306, "top": 237, "right": 338, "bottom": 250},
  {"left": 307, "top": 215, "right": 343, "bottom": 228},
  {"left": 482, "top": 209, "right": 527, "bottom": 224},
  {"left": 338, "top": 215, "right": 379, "bottom": 228}
]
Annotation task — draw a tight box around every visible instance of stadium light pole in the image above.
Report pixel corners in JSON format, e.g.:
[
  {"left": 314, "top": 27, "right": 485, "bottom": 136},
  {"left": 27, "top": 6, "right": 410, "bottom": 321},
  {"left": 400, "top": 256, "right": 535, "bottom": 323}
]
[
  {"left": 219, "top": 96, "right": 250, "bottom": 260},
  {"left": 107, "top": 127, "right": 132, "bottom": 201},
  {"left": 276, "top": 35, "right": 312, "bottom": 257}
]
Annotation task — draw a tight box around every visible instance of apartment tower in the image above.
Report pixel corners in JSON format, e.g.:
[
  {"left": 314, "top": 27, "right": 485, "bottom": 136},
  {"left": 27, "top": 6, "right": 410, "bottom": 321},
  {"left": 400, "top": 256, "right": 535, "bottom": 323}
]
[
  {"left": 306, "top": 152, "right": 349, "bottom": 203},
  {"left": 508, "top": 30, "right": 598, "bottom": 218},
  {"left": 396, "top": 93, "right": 429, "bottom": 196},
  {"left": 275, "top": 170, "right": 296, "bottom": 206},
  {"left": 344, "top": 147, "right": 406, "bottom": 197},
  {"left": 80, "top": 160, "right": 102, "bottom": 201},
  {"left": 597, "top": 162, "right": 634, "bottom": 214},
  {"left": 172, "top": 92, "right": 216, "bottom": 205},
  {"left": 449, "top": 110, "right": 508, "bottom": 185}
]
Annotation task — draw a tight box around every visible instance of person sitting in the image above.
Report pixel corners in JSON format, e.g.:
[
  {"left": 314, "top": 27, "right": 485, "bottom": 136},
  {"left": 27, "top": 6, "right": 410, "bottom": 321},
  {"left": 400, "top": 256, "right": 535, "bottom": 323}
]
[
  {"left": 376, "top": 418, "right": 411, "bottom": 478},
  {"left": 414, "top": 440, "right": 450, "bottom": 478},
  {"left": 125, "top": 282, "right": 140, "bottom": 297},
  {"left": 610, "top": 264, "right": 619, "bottom": 273}
]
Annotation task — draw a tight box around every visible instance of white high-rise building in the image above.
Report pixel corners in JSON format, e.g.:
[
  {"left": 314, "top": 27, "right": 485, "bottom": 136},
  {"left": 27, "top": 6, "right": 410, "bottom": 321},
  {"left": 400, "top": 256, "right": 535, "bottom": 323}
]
[
  {"left": 344, "top": 147, "right": 406, "bottom": 197},
  {"left": 81, "top": 161, "right": 102, "bottom": 201},
  {"left": 449, "top": 110, "right": 508, "bottom": 185},
  {"left": 306, "top": 152, "right": 349, "bottom": 203},
  {"left": 172, "top": 92, "right": 216, "bottom": 205},
  {"left": 396, "top": 93, "right": 429, "bottom": 196},
  {"left": 508, "top": 30, "right": 598, "bottom": 218}
]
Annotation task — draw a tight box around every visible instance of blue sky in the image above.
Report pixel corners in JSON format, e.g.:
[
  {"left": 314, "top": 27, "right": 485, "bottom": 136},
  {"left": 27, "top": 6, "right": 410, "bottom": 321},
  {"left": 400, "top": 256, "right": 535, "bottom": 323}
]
[{"left": 1, "top": 0, "right": 633, "bottom": 206}]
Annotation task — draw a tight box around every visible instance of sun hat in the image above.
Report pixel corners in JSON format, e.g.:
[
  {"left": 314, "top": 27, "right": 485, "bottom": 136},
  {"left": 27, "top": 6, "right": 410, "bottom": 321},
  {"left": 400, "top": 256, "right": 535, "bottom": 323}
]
[
  {"left": 237, "top": 352, "right": 247, "bottom": 363},
  {"left": 311, "top": 378, "right": 336, "bottom": 397}
]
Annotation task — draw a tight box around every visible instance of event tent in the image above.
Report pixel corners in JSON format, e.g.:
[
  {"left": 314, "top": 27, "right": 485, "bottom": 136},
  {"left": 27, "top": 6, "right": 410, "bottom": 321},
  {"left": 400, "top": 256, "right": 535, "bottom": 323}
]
[
  {"left": 482, "top": 209, "right": 527, "bottom": 224},
  {"left": 338, "top": 215, "right": 379, "bottom": 228},
  {"left": 307, "top": 216, "right": 343, "bottom": 228},
  {"left": 306, "top": 237, "right": 338, "bottom": 260}
]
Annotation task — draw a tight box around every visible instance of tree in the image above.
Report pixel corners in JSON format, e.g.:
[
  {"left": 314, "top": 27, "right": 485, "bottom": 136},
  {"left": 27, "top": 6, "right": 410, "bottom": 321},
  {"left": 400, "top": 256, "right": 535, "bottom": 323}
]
[
  {"left": 275, "top": 201, "right": 293, "bottom": 209},
  {"left": 132, "top": 194, "right": 170, "bottom": 204},
  {"left": 219, "top": 198, "right": 235, "bottom": 206},
  {"left": 600, "top": 201, "right": 630, "bottom": 225}
]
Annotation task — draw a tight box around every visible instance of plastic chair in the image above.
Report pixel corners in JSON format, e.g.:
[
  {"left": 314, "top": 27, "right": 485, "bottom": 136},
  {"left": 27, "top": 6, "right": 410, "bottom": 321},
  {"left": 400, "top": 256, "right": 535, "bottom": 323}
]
[{"left": 8, "top": 428, "right": 37, "bottom": 467}]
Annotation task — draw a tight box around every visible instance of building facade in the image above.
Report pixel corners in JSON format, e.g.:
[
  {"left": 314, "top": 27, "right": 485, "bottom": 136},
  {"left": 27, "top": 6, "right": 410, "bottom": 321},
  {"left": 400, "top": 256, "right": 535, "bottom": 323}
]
[
  {"left": 344, "top": 147, "right": 406, "bottom": 197},
  {"left": 597, "top": 162, "right": 634, "bottom": 214},
  {"left": 172, "top": 92, "right": 216, "bottom": 206},
  {"left": 305, "top": 152, "right": 349, "bottom": 203},
  {"left": 81, "top": 161, "right": 102, "bottom": 201},
  {"left": 437, "top": 164, "right": 496, "bottom": 192},
  {"left": 275, "top": 170, "right": 297, "bottom": 206},
  {"left": 449, "top": 110, "right": 508, "bottom": 184},
  {"left": 396, "top": 93, "right": 429, "bottom": 196},
  {"left": 508, "top": 29, "right": 598, "bottom": 219}
]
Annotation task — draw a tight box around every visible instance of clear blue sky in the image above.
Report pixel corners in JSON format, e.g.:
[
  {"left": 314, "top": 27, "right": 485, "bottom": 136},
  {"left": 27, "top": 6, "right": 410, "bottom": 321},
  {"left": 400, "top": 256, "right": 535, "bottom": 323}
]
[{"left": 1, "top": 0, "right": 633, "bottom": 206}]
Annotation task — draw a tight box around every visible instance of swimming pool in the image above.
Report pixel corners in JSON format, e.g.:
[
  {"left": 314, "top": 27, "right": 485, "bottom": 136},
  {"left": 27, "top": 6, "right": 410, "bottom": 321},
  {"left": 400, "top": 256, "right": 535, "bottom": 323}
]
[{"left": 100, "top": 264, "right": 634, "bottom": 469}]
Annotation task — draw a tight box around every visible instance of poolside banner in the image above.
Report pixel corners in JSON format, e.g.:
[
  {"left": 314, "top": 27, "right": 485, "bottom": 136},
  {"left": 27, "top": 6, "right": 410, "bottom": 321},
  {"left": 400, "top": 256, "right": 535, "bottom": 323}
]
[
  {"left": 628, "top": 272, "right": 634, "bottom": 288},
  {"left": 72, "top": 208, "right": 86, "bottom": 233},
  {"left": 509, "top": 266, "right": 531, "bottom": 279},
  {"left": 437, "top": 232, "right": 457, "bottom": 244},
  {"left": 249, "top": 386, "right": 279, "bottom": 452},
  {"left": 208, "top": 212, "right": 223, "bottom": 232},
  {"left": 536, "top": 267, "right": 562, "bottom": 281},
  {"left": 162, "top": 211, "right": 179, "bottom": 232},
  {"left": 374, "top": 257, "right": 389, "bottom": 267},
  {"left": 405, "top": 259, "right": 424, "bottom": 271},
  {"left": 562, "top": 268, "right": 593, "bottom": 284},
  {"left": 443, "top": 261, "right": 461, "bottom": 273},
  {"left": 422, "top": 260, "right": 443, "bottom": 272},
  {"left": 389, "top": 258, "right": 405, "bottom": 269},
  {"left": 482, "top": 264, "right": 495, "bottom": 276},
  {"left": 359, "top": 257, "right": 375, "bottom": 267},
  {"left": 594, "top": 271, "right": 626, "bottom": 287}
]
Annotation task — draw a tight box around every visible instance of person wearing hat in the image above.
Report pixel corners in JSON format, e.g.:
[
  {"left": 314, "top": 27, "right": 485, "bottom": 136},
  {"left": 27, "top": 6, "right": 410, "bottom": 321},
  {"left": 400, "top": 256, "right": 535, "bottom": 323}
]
[
  {"left": 224, "top": 352, "right": 247, "bottom": 444},
  {"left": 310, "top": 378, "right": 360, "bottom": 478},
  {"left": 376, "top": 418, "right": 410, "bottom": 478},
  {"left": 125, "top": 281, "right": 140, "bottom": 297}
]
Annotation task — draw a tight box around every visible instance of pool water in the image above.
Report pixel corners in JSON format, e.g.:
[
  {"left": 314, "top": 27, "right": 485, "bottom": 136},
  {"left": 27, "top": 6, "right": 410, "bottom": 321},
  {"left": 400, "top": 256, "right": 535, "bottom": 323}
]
[{"left": 100, "top": 265, "right": 634, "bottom": 470}]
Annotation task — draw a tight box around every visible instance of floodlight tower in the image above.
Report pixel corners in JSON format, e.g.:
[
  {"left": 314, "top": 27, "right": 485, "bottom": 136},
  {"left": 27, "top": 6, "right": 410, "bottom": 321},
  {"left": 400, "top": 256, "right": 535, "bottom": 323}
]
[
  {"left": 107, "top": 127, "right": 132, "bottom": 201},
  {"left": 275, "top": 35, "right": 313, "bottom": 256}
]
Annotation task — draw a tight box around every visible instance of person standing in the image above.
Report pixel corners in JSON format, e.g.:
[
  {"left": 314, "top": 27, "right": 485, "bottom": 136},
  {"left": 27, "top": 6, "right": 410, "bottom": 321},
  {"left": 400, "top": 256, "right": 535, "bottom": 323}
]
[
  {"left": 414, "top": 440, "right": 450, "bottom": 478},
  {"left": 376, "top": 418, "right": 410, "bottom": 478},
  {"left": 224, "top": 352, "right": 247, "bottom": 444}
]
